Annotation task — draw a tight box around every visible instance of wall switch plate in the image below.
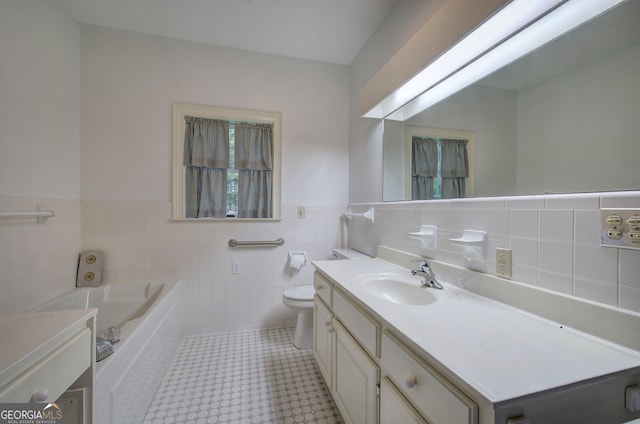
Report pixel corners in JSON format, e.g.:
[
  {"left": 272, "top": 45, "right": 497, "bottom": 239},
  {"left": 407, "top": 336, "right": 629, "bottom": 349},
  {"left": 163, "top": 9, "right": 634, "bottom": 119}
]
[
  {"left": 496, "top": 248, "right": 512, "bottom": 279},
  {"left": 297, "top": 206, "right": 305, "bottom": 219},
  {"left": 232, "top": 261, "right": 240, "bottom": 275}
]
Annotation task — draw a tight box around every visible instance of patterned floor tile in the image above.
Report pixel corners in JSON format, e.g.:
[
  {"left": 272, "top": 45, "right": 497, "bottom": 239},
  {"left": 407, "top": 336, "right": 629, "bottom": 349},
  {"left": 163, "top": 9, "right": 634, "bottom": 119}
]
[{"left": 142, "top": 327, "right": 343, "bottom": 424}]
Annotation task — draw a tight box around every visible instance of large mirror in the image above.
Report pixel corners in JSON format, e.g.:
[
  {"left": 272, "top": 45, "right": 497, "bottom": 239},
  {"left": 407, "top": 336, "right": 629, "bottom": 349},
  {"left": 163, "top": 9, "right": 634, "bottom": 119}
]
[{"left": 383, "top": 1, "right": 640, "bottom": 201}]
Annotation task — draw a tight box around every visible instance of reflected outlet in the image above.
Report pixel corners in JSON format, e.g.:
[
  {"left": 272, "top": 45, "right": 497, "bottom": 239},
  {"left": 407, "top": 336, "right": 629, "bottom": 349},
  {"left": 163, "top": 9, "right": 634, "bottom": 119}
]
[{"left": 496, "top": 248, "right": 512, "bottom": 279}]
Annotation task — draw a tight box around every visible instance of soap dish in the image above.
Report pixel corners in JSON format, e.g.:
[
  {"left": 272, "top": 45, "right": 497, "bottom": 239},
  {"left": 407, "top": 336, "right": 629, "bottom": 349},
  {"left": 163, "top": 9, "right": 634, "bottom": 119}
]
[{"left": 409, "top": 225, "right": 437, "bottom": 249}]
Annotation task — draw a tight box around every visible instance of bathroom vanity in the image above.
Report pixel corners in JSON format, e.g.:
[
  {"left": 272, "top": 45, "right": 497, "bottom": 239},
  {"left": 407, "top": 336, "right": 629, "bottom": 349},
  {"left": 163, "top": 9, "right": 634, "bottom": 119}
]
[
  {"left": 0, "top": 309, "right": 96, "bottom": 423},
  {"left": 313, "top": 247, "right": 640, "bottom": 424}
]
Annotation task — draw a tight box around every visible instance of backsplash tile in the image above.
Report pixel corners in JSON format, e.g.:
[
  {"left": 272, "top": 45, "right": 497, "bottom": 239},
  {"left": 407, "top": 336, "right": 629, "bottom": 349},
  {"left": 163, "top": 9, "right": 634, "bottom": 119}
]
[{"left": 348, "top": 191, "right": 640, "bottom": 314}]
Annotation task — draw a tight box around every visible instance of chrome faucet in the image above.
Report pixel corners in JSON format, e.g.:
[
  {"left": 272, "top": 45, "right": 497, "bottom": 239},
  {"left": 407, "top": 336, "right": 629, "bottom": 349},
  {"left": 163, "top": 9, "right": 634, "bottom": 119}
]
[{"left": 411, "top": 259, "right": 444, "bottom": 290}]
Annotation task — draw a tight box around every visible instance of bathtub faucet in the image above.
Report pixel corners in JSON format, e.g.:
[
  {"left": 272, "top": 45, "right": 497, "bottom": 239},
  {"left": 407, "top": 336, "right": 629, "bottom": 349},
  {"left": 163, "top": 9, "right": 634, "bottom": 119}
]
[{"left": 411, "top": 259, "right": 444, "bottom": 290}]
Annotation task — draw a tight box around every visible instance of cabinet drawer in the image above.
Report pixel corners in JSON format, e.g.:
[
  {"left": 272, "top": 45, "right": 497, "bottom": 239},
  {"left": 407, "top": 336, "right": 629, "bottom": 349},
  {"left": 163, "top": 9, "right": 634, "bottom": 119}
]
[
  {"left": 381, "top": 377, "right": 429, "bottom": 424},
  {"left": 333, "top": 289, "right": 379, "bottom": 358},
  {"left": 0, "top": 328, "right": 92, "bottom": 403},
  {"left": 382, "top": 332, "right": 478, "bottom": 424},
  {"left": 314, "top": 273, "right": 332, "bottom": 306}
]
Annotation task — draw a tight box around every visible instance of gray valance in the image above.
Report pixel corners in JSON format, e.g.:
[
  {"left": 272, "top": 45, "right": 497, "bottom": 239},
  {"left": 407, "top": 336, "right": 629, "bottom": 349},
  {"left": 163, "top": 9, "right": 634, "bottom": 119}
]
[{"left": 183, "top": 116, "right": 230, "bottom": 169}]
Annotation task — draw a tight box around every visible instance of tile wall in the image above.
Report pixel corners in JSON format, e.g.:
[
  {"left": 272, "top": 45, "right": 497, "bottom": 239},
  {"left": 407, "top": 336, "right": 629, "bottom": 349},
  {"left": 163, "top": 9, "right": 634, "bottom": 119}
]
[
  {"left": 347, "top": 191, "right": 640, "bottom": 314},
  {"left": 81, "top": 200, "right": 344, "bottom": 335},
  {"left": 0, "top": 196, "right": 81, "bottom": 314}
]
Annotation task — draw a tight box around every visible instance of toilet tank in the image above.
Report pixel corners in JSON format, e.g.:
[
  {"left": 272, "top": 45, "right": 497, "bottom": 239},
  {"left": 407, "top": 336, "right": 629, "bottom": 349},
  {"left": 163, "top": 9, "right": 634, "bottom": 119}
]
[{"left": 332, "top": 248, "right": 370, "bottom": 260}]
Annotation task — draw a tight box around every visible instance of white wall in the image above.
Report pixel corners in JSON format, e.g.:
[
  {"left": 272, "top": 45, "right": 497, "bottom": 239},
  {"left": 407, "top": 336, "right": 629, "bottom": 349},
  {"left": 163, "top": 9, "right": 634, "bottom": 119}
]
[
  {"left": 0, "top": 0, "right": 80, "bottom": 199},
  {"left": 79, "top": 26, "right": 350, "bottom": 333},
  {"left": 0, "top": 0, "right": 81, "bottom": 314},
  {"left": 80, "top": 25, "right": 349, "bottom": 204}
]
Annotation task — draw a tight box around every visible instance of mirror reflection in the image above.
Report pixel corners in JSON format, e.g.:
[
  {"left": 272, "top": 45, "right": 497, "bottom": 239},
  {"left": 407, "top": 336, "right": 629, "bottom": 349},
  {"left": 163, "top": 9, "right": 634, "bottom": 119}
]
[{"left": 383, "top": 1, "right": 640, "bottom": 201}]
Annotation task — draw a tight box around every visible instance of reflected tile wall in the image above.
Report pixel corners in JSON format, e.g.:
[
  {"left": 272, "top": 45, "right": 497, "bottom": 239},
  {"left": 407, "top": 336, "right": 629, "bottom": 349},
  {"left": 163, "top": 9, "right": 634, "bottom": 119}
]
[{"left": 348, "top": 191, "right": 640, "bottom": 313}]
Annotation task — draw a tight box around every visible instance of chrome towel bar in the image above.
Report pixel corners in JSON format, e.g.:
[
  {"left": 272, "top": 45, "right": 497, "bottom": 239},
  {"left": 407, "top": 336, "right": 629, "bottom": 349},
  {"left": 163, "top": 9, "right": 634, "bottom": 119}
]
[
  {"left": 228, "top": 238, "right": 285, "bottom": 247},
  {"left": 0, "top": 205, "right": 54, "bottom": 224}
]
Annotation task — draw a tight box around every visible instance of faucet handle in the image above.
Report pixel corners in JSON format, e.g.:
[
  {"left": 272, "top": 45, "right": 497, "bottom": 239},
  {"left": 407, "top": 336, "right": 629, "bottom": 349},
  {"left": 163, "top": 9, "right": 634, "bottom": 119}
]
[{"left": 411, "top": 258, "right": 430, "bottom": 268}]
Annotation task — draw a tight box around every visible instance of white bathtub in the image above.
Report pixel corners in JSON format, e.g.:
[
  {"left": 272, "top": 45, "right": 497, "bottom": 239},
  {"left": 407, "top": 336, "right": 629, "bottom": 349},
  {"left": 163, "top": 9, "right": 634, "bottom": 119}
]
[{"left": 31, "top": 280, "right": 185, "bottom": 424}]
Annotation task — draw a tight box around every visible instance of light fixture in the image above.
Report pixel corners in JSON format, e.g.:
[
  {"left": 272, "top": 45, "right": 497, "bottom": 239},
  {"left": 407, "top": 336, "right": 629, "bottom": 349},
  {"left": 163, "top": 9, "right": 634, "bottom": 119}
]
[{"left": 363, "top": 0, "right": 625, "bottom": 121}]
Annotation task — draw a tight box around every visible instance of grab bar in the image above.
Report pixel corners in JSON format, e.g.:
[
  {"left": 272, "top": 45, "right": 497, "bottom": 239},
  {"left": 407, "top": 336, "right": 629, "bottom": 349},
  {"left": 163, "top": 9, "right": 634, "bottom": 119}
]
[
  {"left": 0, "top": 205, "right": 55, "bottom": 224},
  {"left": 228, "top": 238, "right": 285, "bottom": 248}
]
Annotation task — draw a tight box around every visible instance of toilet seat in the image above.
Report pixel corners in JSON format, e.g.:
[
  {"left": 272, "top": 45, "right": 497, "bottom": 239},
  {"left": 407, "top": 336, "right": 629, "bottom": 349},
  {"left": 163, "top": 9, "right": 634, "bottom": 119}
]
[{"left": 283, "top": 285, "right": 314, "bottom": 301}]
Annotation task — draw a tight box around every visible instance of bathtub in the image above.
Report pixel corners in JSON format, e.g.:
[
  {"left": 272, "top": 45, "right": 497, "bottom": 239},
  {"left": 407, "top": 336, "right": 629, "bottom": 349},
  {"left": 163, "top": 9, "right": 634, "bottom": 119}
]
[{"left": 31, "top": 280, "right": 185, "bottom": 424}]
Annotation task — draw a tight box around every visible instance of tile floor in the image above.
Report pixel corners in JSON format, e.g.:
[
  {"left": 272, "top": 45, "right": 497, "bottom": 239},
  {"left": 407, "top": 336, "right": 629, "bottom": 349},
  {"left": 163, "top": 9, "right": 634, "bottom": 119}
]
[{"left": 142, "top": 327, "right": 344, "bottom": 424}]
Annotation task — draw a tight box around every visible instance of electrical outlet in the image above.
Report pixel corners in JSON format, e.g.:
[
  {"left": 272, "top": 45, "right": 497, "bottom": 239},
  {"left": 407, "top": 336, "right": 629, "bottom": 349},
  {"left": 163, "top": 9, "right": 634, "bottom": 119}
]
[
  {"left": 496, "top": 248, "right": 512, "bottom": 279},
  {"left": 297, "top": 206, "right": 306, "bottom": 219}
]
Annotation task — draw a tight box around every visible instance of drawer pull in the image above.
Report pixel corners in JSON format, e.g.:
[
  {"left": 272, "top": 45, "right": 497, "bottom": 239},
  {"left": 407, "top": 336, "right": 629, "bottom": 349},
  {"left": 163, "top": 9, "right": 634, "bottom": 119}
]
[
  {"left": 405, "top": 375, "right": 418, "bottom": 389},
  {"left": 31, "top": 388, "right": 50, "bottom": 403},
  {"left": 316, "top": 284, "right": 326, "bottom": 290},
  {"left": 325, "top": 321, "right": 332, "bottom": 327}
]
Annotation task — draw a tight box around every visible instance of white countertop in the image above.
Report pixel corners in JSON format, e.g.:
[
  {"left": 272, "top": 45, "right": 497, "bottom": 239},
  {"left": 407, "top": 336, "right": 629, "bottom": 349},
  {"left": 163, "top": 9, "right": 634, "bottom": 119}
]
[
  {"left": 313, "top": 257, "right": 640, "bottom": 404},
  {"left": 0, "top": 309, "right": 97, "bottom": 386}
]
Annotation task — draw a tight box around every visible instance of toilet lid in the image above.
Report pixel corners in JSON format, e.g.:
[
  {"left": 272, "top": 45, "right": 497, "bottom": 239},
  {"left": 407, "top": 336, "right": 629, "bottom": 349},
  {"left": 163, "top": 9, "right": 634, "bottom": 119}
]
[{"left": 284, "top": 285, "right": 315, "bottom": 300}]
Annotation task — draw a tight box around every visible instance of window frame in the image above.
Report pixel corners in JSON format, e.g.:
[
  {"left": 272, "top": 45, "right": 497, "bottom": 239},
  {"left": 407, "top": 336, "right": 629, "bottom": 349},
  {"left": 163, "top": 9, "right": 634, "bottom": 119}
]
[
  {"left": 404, "top": 126, "right": 475, "bottom": 200},
  {"left": 172, "top": 103, "right": 282, "bottom": 221}
]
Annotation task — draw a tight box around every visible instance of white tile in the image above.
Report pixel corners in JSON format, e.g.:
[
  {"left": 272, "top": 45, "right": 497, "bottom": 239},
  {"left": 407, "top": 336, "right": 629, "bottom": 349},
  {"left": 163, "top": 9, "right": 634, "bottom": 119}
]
[
  {"left": 620, "top": 287, "right": 640, "bottom": 313},
  {"left": 574, "top": 209, "right": 602, "bottom": 245},
  {"left": 487, "top": 209, "right": 510, "bottom": 237},
  {"left": 539, "top": 210, "right": 573, "bottom": 242},
  {"left": 538, "top": 271, "right": 572, "bottom": 295},
  {"left": 601, "top": 191, "right": 640, "bottom": 209},
  {"left": 539, "top": 241, "right": 573, "bottom": 275},
  {"left": 574, "top": 244, "right": 618, "bottom": 283},
  {"left": 511, "top": 210, "right": 539, "bottom": 239},
  {"left": 620, "top": 249, "right": 640, "bottom": 290},
  {"left": 574, "top": 278, "right": 618, "bottom": 307},
  {"left": 511, "top": 237, "right": 538, "bottom": 267},
  {"left": 544, "top": 193, "right": 600, "bottom": 210}
]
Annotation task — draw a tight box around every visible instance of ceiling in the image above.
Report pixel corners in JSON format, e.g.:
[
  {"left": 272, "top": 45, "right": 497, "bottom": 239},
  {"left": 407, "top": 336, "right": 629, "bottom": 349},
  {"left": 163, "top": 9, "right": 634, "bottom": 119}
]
[{"left": 57, "top": 0, "right": 399, "bottom": 66}]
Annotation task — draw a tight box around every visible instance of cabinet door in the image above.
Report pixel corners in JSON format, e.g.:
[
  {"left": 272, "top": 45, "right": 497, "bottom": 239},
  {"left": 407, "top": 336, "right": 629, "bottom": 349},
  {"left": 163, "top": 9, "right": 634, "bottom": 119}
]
[
  {"left": 313, "top": 297, "right": 333, "bottom": 388},
  {"left": 380, "top": 377, "right": 429, "bottom": 424},
  {"left": 333, "top": 320, "right": 379, "bottom": 424}
]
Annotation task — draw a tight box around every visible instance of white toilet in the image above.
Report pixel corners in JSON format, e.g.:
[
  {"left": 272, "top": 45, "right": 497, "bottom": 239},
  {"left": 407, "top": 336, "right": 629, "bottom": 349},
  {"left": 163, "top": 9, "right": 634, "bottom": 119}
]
[
  {"left": 282, "top": 285, "right": 315, "bottom": 349},
  {"left": 282, "top": 248, "right": 370, "bottom": 349}
]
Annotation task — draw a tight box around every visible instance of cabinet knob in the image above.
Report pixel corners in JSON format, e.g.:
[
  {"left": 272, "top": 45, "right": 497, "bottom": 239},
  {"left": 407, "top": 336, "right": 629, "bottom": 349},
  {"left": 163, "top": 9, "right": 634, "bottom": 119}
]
[
  {"left": 31, "top": 388, "right": 51, "bottom": 402},
  {"left": 316, "top": 284, "right": 326, "bottom": 290},
  {"left": 626, "top": 385, "right": 640, "bottom": 412},
  {"left": 405, "top": 375, "right": 418, "bottom": 389},
  {"left": 506, "top": 416, "right": 530, "bottom": 424},
  {"left": 325, "top": 321, "right": 331, "bottom": 327}
]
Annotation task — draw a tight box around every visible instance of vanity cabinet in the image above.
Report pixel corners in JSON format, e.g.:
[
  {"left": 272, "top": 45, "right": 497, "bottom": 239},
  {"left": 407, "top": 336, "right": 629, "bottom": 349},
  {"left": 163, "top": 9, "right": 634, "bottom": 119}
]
[
  {"left": 314, "top": 271, "right": 476, "bottom": 424},
  {"left": 0, "top": 309, "right": 96, "bottom": 423},
  {"left": 314, "top": 273, "right": 380, "bottom": 424},
  {"left": 313, "top": 295, "right": 333, "bottom": 387}
]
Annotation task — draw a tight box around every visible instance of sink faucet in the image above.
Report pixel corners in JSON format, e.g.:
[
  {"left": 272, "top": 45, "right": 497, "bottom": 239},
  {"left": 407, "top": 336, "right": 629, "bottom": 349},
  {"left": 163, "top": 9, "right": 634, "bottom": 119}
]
[{"left": 411, "top": 259, "right": 444, "bottom": 290}]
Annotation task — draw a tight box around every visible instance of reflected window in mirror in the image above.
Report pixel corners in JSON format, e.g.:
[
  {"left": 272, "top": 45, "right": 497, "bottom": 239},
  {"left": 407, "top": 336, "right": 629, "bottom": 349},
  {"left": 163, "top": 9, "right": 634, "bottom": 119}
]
[
  {"left": 172, "top": 103, "right": 282, "bottom": 221},
  {"left": 384, "top": 124, "right": 475, "bottom": 201}
]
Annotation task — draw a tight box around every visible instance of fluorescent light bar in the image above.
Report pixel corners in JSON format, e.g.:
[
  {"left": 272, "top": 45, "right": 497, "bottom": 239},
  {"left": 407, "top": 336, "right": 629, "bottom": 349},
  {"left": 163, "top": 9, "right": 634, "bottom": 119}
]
[
  {"left": 362, "top": 0, "right": 566, "bottom": 119},
  {"left": 382, "top": 0, "right": 624, "bottom": 121}
]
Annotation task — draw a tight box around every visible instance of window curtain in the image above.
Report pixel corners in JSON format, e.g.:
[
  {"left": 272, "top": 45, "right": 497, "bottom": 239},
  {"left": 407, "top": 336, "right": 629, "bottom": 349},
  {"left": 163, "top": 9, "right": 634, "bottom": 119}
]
[
  {"left": 235, "top": 122, "right": 273, "bottom": 218},
  {"left": 411, "top": 137, "right": 438, "bottom": 200},
  {"left": 183, "top": 116, "right": 229, "bottom": 217},
  {"left": 440, "top": 138, "right": 469, "bottom": 199}
]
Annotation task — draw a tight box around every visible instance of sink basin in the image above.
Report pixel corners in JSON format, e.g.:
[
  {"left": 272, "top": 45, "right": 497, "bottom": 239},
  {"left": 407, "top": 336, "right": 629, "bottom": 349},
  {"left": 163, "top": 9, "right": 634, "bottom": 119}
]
[{"left": 355, "top": 273, "right": 437, "bottom": 305}]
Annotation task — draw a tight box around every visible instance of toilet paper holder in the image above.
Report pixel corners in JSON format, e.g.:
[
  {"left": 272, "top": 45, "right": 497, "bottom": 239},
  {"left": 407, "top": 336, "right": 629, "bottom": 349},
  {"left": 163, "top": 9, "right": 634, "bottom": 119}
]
[{"left": 288, "top": 252, "right": 307, "bottom": 270}]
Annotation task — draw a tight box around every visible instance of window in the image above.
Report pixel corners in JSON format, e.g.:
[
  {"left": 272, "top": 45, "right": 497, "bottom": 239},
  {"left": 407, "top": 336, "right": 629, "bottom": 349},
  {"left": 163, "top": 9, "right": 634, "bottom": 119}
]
[
  {"left": 172, "top": 103, "right": 282, "bottom": 220},
  {"left": 405, "top": 126, "right": 475, "bottom": 200}
]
